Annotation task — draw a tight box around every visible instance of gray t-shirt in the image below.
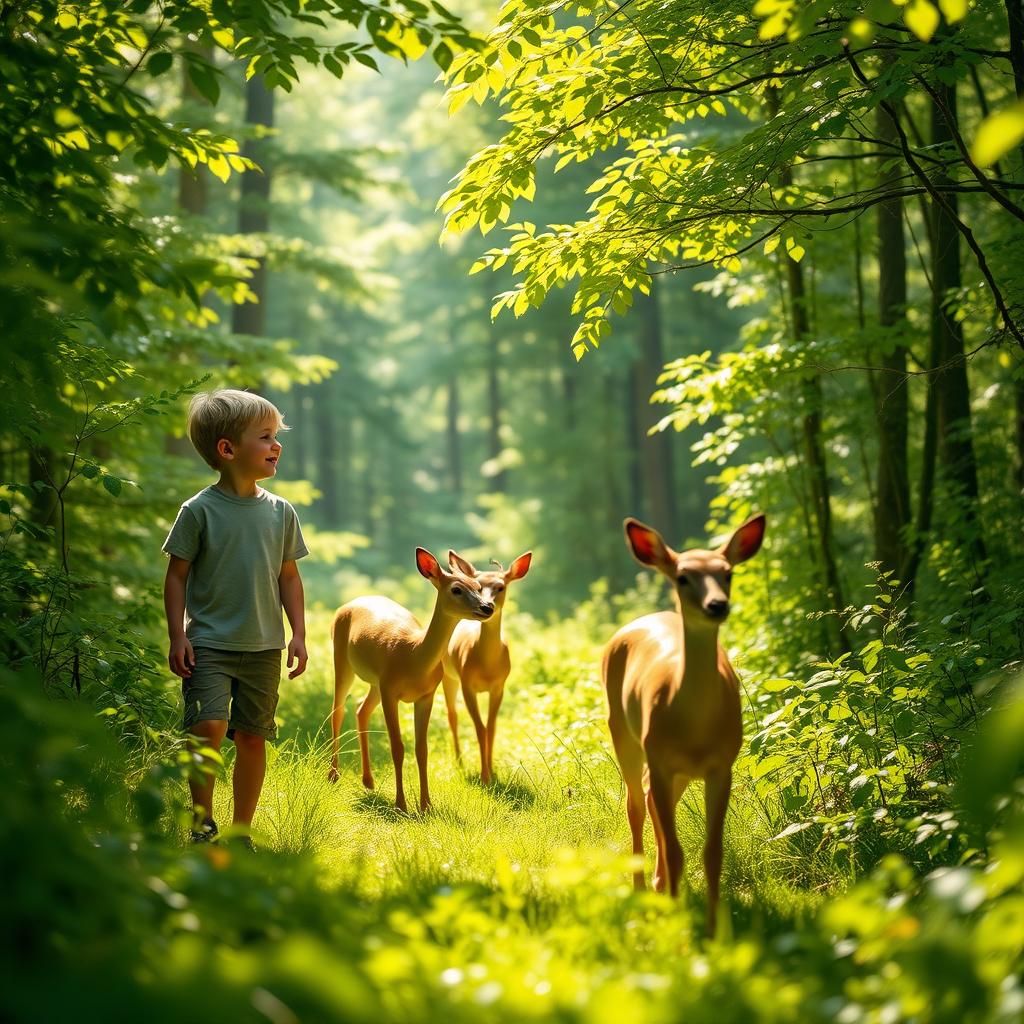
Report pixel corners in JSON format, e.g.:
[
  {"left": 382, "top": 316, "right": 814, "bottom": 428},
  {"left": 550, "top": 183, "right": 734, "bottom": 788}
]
[{"left": 162, "top": 486, "right": 308, "bottom": 651}]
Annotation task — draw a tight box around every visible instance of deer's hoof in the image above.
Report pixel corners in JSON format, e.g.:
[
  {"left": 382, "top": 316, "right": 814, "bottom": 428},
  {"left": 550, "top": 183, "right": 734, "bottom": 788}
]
[
  {"left": 327, "top": 767, "right": 339, "bottom": 784},
  {"left": 362, "top": 775, "right": 374, "bottom": 790}
]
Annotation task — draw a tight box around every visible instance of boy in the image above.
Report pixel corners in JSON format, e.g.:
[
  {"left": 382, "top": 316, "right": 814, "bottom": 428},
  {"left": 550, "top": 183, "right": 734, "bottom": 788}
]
[{"left": 162, "top": 388, "right": 308, "bottom": 846}]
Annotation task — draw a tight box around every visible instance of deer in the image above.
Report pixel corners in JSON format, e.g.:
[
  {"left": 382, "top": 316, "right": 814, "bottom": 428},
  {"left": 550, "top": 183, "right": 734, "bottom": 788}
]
[
  {"left": 602, "top": 513, "right": 765, "bottom": 936},
  {"left": 327, "top": 548, "right": 494, "bottom": 813},
  {"left": 441, "top": 550, "right": 532, "bottom": 784}
]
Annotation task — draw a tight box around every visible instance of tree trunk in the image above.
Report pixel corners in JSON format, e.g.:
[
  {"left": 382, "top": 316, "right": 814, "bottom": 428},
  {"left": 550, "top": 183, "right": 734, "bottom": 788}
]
[
  {"left": 624, "top": 360, "right": 643, "bottom": 517},
  {"left": 766, "top": 85, "right": 849, "bottom": 651},
  {"left": 362, "top": 420, "right": 376, "bottom": 544},
  {"left": 487, "top": 338, "right": 506, "bottom": 492},
  {"left": 631, "top": 283, "right": 677, "bottom": 532},
  {"left": 232, "top": 75, "right": 274, "bottom": 338},
  {"left": 1004, "top": 0, "right": 1024, "bottom": 486},
  {"left": 336, "top": 394, "right": 353, "bottom": 530},
  {"left": 929, "top": 78, "right": 988, "bottom": 576},
  {"left": 785, "top": 254, "right": 850, "bottom": 651},
  {"left": 315, "top": 382, "right": 338, "bottom": 525},
  {"left": 288, "top": 393, "right": 309, "bottom": 482},
  {"left": 873, "top": 96, "right": 911, "bottom": 584},
  {"left": 178, "top": 43, "right": 212, "bottom": 216},
  {"left": 447, "top": 372, "right": 462, "bottom": 498}
]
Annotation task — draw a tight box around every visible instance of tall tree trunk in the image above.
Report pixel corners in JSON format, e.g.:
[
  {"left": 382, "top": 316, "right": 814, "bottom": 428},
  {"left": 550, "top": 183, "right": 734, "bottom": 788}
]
[
  {"left": 178, "top": 43, "right": 212, "bottom": 216},
  {"left": 624, "top": 359, "right": 643, "bottom": 517},
  {"left": 1003, "top": 0, "right": 1024, "bottom": 488},
  {"left": 289, "top": 393, "right": 309, "bottom": 482},
  {"left": 169, "top": 43, "right": 213, "bottom": 458},
  {"left": 929, "top": 78, "right": 988, "bottom": 577},
  {"left": 786, "top": 254, "right": 850, "bottom": 651},
  {"left": 446, "top": 371, "right": 462, "bottom": 499},
  {"left": 232, "top": 75, "right": 274, "bottom": 338},
  {"left": 873, "top": 95, "right": 912, "bottom": 584},
  {"left": 362, "top": 420, "right": 376, "bottom": 544},
  {"left": 631, "top": 282, "right": 677, "bottom": 532},
  {"left": 487, "top": 338, "right": 506, "bottom": 492},
  {"left": 315, "top": 381, "right": 339, "bottom": 525},
  {"left": 336, "top": 392, "right": 353, "bottom": 530},
  {"left": 768, "top": 85, "right": 849, "bottom": 652},
  {"left": 561, "top": 367, "right": 577, "bottom": 433}
]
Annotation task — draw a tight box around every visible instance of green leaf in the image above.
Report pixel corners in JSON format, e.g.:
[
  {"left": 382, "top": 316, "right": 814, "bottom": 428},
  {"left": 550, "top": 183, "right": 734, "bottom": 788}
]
[
  {"left": 904, "top": 0, "right": 939, "bottom": 42},
  {"left": 434, "top": 41, "right": 453, "bottom": 72},
  {"left": 187, "top": 62, "right": 221, "bottom": 104},
  {"left": 971, "top": 102, "right": 1024, "bottom": 168},
  {"left": 147, "top": 51, "right": 173, "bottom": 77},
  {"left": 937, "top": 0, "right": 967, "bottom": 21},
  {"left": 81, "top": 463, "right": 101, "bottom": 479},
  {"left": 102, "top": 475, "right": 122, "bottom": 497}
]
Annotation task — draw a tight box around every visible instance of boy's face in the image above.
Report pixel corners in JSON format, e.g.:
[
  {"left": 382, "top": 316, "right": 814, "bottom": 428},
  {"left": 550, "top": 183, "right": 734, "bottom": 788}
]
[{"left": 223, "top": 417, "right": 282, "bottom": 481}]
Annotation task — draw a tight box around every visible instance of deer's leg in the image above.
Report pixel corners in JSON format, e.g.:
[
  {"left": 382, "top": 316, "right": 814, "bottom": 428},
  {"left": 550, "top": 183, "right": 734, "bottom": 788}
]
[
  {"left": 441, "top": 671, "right": 461, "bottom": 760},
  {"left": 611, "top": 728, "right": 647, "bottom": 891},
  {"left": 647, "top": 767, "right": 686, "bottom": 898},
  {"left": 483, "top": 687, "right": 503, "bottom": 784},
  {"left": 462, "top": 686, "right": 488, "bottom": 784},
  {"left": 645, "top": 770, "right": 689, "bottom": 892},
  {"left": 329, "top": 645, "right": 355, "bottom": 783},
  {"left": 413, "top": 692, "right": 435, "bottom": 813},
  {"left": 381, "top": 694, "right": 407, "bottom": 813},
  {"left": 356, "top": 684, "right": 381, "bottom": 791},
  {"left": 703, "top": 768, "right": 732, "bottom": 937}
]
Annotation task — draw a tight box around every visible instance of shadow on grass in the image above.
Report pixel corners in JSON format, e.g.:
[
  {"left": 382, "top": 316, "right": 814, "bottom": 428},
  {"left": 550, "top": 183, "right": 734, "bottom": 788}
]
[
  {"left": 467, "top": 773, "right": 537, "bottom": 810},
  {"left": 353, "top": 789, "right": 409, "bottom": 822}
]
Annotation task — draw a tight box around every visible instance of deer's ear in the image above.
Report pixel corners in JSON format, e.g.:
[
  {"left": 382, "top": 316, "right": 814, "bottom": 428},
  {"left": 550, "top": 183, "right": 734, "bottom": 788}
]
[
  {"left": 722, "top": 514, "right": 766, "bottom": 565},
  {"left": 507, "top": 551, "right": 532, "bottom": 581},
  {"left": 416, "top": 548, "right": 442, "bottom": 581},
  {"left": 448, "top": 550, "right": 477, "bottom": 577},
  {"left": 624, "top": 519, "right": 673, "bottom": 570}
]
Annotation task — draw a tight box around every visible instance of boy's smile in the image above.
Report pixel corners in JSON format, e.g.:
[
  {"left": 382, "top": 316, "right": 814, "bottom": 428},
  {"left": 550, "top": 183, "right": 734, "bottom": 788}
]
[{"left": 224, "top": 417, "right": 283, "bottom": 485}]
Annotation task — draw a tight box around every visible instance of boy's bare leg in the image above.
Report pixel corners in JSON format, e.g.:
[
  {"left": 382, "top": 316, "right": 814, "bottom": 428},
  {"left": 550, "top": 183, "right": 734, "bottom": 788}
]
[
  {"left": 188, "top": 719, "right": 228, "bottom": 828},
  {"left": 232, "top": 730, "right": 266, "bottom": 828}
]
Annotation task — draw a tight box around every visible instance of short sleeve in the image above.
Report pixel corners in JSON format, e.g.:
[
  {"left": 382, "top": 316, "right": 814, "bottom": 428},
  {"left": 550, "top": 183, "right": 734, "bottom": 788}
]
[
  {"left": 162, "top": 504, "right": 202, "bottom": 561},
  {"left": 283, "top": 503, "right": 309, "bottom": 562}
]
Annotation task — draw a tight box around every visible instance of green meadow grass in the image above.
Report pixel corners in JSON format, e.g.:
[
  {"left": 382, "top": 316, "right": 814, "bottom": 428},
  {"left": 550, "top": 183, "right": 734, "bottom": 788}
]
[
  {"left": 208, "top": 607, "right": 823, "bottom": 927},
  {"left": 120, "top": 603, "right": 1018, "bottom": 1022}
]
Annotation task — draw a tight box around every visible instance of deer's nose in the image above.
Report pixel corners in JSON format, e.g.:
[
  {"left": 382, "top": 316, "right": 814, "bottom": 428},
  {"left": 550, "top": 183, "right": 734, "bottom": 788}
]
[
  {"left": 706, "top": 599, "right": 729, "bottom": 618},
  {"left": 478, "top": 602, "right": 495, "bottom": 617}
]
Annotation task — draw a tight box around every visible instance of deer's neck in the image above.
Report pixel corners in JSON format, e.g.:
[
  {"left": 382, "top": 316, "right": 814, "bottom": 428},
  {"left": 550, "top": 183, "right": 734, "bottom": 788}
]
[
  {"left": 477, "top": 609, "right": 505, "bottom": 659},
  {"left": 414, "top": 595, "right": 461, "bottom": 674},
  {"left": 675, "top": 595, "right": 721, "bottom": 688}
]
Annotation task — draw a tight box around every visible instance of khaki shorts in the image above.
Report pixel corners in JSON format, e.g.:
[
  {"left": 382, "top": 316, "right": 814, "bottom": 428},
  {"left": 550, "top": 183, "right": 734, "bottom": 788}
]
[{"left": 183, "top": 646, "right": 282, "bottom": 741}]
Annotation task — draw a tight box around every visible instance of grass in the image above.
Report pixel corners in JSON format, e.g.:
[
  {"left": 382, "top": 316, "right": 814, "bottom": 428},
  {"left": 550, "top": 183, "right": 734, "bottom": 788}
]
[
  {"left": 85, "top": 601, "right": 1019, "bottom": 1022},
  {"left": 204, "top": 607, "right": 824, "bottom": 926}
]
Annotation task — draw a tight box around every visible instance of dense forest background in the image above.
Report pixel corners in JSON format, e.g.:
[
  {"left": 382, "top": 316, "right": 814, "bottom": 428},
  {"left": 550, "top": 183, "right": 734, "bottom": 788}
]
[{"left": 2, "top": 0, "right": 1024, "bottom": 1020}]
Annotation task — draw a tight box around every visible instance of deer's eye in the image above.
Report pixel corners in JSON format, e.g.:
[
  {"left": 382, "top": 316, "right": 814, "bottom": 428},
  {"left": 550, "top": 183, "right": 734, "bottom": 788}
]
[
  {"left": 676, "top": 575, "right": 689, "bottom": 586},
  {"left": 494, "top": 584, "right": 504, "bottom": 592},
  {"left": 452, "top": 585, "right": 463, "bottom": 596}
]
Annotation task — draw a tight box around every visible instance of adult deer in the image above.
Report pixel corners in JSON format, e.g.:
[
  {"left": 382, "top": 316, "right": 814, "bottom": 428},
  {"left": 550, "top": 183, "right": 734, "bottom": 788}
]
[
  {"left": 328, "top": 548, "right": 494, "bottom": 813},
  {"left": 602, "top": 514, "right": 765, "bottom": 935},
  {"left": 441, "top": 550, "right": 532, "bottom": 784}
]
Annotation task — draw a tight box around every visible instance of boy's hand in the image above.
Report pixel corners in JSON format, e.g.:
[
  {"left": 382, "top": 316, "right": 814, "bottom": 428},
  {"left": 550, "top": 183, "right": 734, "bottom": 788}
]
[
  {"left": 169, "top": 636, "right": 195, "bottom": 678},
  {"left": 287, "top": 636, "right": 308, "bottom": 679}
]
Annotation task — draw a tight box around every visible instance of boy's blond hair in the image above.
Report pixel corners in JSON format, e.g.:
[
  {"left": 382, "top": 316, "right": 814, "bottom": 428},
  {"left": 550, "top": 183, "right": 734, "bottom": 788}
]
[{"left": 187, "top": 389, "right": 288, "bottom": 470}]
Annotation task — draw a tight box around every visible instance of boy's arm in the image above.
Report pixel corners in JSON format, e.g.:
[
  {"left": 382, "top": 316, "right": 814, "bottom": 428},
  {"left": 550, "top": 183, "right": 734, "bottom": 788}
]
[
  {"left": 279, "top": 559, "right": 307, "bottom": 679},
  {"left": 164, "top": 556, "right": 195, "bottom": 678}
]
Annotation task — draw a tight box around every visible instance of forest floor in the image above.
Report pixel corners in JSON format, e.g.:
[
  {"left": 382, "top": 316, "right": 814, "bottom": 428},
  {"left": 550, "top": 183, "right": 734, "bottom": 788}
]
[{"left": 187, "top": 607, "right": 841, "bottom": 1020}]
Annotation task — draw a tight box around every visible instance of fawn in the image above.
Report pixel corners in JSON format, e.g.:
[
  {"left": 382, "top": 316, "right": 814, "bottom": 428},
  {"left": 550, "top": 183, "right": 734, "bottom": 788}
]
[
  {"left": 441, "top": 550, "right": 532, "bottom": 784},
  {"left": 328, "top": 548, "right": 493, "bottom": 812},
  {"left": 602, "top": 514, "right": 765, "bottom": 935}
]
